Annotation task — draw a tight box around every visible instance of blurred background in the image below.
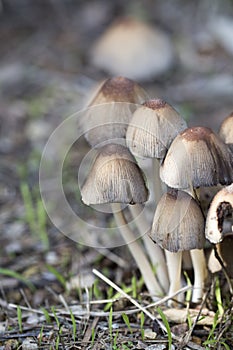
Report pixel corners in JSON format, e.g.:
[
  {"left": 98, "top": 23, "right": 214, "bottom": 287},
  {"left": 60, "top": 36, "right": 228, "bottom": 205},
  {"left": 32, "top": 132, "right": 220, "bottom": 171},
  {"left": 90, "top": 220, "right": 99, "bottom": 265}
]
[{"left": 0, "top": 0, "right": 233, "bottom": 315}]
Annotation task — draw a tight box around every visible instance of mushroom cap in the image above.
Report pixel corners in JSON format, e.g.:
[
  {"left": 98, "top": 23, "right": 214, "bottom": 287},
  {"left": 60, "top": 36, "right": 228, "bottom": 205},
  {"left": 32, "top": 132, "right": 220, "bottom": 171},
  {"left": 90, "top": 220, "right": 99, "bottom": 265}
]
[
  {"left": 219, "top": 112, "right": 233, "bottom": 152},
  {"left": 126, "top": 99, "right": 187, "bottom": 159},
  {"left": 205, "top": 183, "right": 233, "bottom": 244},
  {"left": 160, "top": 126, "right": 233, "bottom": 189},
  {"left": 81, "top": 143, "right": 149, "bottom": 205},
  {"left": 80, "top": 76, "right": 147, "bottom": 148},
  {"left": 150, "top": 189, "right": 205, "bottom": 252},
  {"left": 90, "top": 17, "right": 174, "bottom": 81}
]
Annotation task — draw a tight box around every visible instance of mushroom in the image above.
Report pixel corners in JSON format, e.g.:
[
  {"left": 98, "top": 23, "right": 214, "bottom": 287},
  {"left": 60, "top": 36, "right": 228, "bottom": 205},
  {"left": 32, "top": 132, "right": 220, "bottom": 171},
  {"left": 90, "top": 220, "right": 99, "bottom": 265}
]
[
  {"left": 160, "top": 126, "right": 233, "bottom": 190},
  {"left": 81, "top": 143, "right": 163, "bottom": 296},
  {"left": 159, "top": 127, "right": 233, "bottom": 302},
  {"left": 219, "top": 111, "right": 233, "bottom": 153},
  {"left": 80, "top": 76, "right": 148, "bottom": 148},
  {"left": 126, "top": 98, "right": 187, "bottom": 292},
  {"left": 205, "top": 183, "right": 233, "bottom": 244},
  {"left": 90, "top": 17, "right": 174, "bottom": 81},
  {"left": 150, "top": 188, "right": 206, "bottom": 303},
  {"left": 126, "top": 99, "right": 187, "bottom": 160},
  {"left": 126, "top": 98, "right": 187, "bottom": 203},
  {"left": 80, "top": 78, "right": 168, "bottom": 293}
]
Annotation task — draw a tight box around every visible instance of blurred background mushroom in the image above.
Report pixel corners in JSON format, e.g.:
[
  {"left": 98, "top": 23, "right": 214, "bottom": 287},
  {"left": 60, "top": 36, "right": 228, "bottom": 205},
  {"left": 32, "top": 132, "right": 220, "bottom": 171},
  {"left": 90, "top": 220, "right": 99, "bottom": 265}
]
[{"left": 90, "top": 16, "right": 174, "bottom": 82}]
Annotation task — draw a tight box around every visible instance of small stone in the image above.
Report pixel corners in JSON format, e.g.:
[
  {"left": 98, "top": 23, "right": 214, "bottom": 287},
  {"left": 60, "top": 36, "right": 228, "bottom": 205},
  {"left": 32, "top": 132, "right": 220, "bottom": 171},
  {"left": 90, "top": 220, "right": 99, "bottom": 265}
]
[
  {"left": 22, "top": 338, "right": 38, "bottom": 350},
  {"left": 144, "top": 328, "right": 157, "bottom": 340}
]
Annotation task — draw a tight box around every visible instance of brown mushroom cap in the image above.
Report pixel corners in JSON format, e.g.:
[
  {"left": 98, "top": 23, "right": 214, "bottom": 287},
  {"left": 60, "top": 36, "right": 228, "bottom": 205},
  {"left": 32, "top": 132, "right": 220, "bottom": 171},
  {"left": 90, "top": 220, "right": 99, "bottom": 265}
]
[
  {"left": 219, "top": 112, "right": 233, "bottom": 152},
  {"left": 81, "top": 143, "right": 149, "bottom": 205},
  {"left": 205, "top": 183, "right": 233, "bottom": 244},
  {"left": 126, "top": 99, "right": 187, "bottom": 159},
  {"left": 150, "top": 189, "right": 205, "bottom": 252},
  {"left": 160, "top": 126, "right": 233, "bottom": 189},
  {"left": 90, "top": 17, "right": 174, "bottom": 81},
  {"left": 80, "top": 76, "right": 147, "bottom": 148}
]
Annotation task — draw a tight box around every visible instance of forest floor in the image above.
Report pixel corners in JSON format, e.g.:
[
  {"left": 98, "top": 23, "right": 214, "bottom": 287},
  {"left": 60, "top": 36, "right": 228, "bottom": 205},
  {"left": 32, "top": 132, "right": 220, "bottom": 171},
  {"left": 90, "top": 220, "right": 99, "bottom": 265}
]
[{"left": 0, "top": 1, "right": 233, "bottom": 349}]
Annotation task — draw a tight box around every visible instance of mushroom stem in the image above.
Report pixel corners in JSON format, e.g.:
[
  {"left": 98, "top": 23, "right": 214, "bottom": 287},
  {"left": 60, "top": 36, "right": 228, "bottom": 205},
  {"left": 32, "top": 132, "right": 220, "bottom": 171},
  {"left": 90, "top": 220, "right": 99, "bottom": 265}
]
[
  {"left": 129, "top": 204, "right": 169, "bottom": 293},
  {"left": 152, "top": 158, "right": 163, "bottom": 206},
  {"left": 190, "top": 249, "right": 207, "bottom": 303},
  {"left": 165, "top": 250, "right": 182, "bottom": 303},
  {"left": 112, "top": 203, "right": 163, "bottom": 297}
]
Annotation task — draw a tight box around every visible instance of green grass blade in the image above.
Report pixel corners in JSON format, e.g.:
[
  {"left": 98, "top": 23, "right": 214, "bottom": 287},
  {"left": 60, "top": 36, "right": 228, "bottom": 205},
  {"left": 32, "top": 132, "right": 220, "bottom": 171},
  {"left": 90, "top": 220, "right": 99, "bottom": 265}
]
[
  {"left": 41, "top": 307, "right": 51, "bottom": 323},
  {"left": 36, "top": 199, "right": 49, "bottom": 251},
  {"left": 122, "top": 313, "right": 132, "bottom": 334},
  {"left": 0, "top": 267, "right": 35, "bottom": 291},
  {"left": 20, "top": 182, "right": 37, "bottom": 235},
  {"left": 46, "top": 265, "right": 66, "bottom": 289},
  {"left": 109, "top": 306, "right": 113, "bottom": 340},
  {"left": 157, "top": 307, "right": 172, "bottom": 349},
  {"left": 17, "top": 305, "right": 23, "bottom": 333},
  {"left": 215, "top": 276, "right": 224, "bottom": 316},
  {"left": 69, "top": 309, "right": 77, "bottom": 342},
  {"left": 140, "top": 311, "right": 145, "bottom": 340}
]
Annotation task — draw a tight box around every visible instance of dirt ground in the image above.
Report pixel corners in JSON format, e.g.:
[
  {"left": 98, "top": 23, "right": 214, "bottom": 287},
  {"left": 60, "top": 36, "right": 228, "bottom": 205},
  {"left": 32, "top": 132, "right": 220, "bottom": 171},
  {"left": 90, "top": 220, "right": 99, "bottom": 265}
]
[{"left": 0, "top": 1, "right": 233, "bottom": 349}]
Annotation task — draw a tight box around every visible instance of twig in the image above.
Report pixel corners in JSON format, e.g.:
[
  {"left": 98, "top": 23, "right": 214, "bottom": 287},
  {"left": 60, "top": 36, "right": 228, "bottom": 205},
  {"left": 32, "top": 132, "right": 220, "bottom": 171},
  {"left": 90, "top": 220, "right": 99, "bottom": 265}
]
[
  {"left": 214, "top": 245, "right": 233, "bottom": 295},
  {"left": 178, "top": 289, "right": 210, "bottom": 348},
  {"left": 92, "top": 268, "right": 180, "bottom": 341},
  {"left": 82, "top": 316, "right": 99, "bottom": 344}
]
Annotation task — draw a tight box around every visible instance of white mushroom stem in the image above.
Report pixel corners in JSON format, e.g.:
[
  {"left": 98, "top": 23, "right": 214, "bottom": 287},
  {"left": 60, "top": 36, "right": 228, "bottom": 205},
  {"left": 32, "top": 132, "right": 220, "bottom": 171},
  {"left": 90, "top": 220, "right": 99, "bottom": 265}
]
[
  {"left": 152, "top": 158, "right": 163, "bottom": 206},
  {"left": 190, "top": 249, "right": 208, "bottom": 303},
  {"left": 129, "top": 204, "right": 169, "bottom": 293},
  {"left": 112, "top": 203, "right": 163, "bottom": 297},
  {"left": 165, "top": 250, "right": 182, "bottom": 303}
]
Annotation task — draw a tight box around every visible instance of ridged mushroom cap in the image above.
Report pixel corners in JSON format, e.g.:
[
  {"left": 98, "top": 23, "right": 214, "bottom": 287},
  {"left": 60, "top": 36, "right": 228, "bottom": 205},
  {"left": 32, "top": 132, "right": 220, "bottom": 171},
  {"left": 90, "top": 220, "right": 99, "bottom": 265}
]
[
  {"left": 126, "top": 99, "right": 187, "bottom": 159},
  {"left": 80, "top": 76, "right": 147, "bottom": 148},
  {"left": 81, "top": 144, "right": 149, "bottom": 205},
  {"left": 150, "top": 189, "right": 205, "bottom": 252},
  {"left": 160, "top": 126, "right": 233, "bottom": 189},
  {"left": 90, "top": 17, "right": 174, "bottom": 81},
  {"left": 205, "top": 183, "right": 233, "bottom": 244}
]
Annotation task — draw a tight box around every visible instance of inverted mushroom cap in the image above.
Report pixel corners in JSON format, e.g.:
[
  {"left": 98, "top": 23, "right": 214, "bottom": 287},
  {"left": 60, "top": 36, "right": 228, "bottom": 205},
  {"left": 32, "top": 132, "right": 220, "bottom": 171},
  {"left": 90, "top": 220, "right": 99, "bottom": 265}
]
[
  {"left": 126, "top": 99, "right": 187, "bottom": 159},
  {"left": 205, "top": 183, "right": 233, "bottom": 244},
  {"left": 81, "top": 143, "right": 149, "bottom": 205},
  {"left": 160, "top": 126, "right": 233, "bottom": 189},
  {"left": 150, "top": 189, "right": 205, "bottom": 252},
  {"left": 80, "top": 76, "right": 147, "bottom": 148},
  {"left": 90, "top": 17, "right": 174, "bottom": 81},
  {"left": 219, "top": 112, "right": 233, "bottom": 152}
]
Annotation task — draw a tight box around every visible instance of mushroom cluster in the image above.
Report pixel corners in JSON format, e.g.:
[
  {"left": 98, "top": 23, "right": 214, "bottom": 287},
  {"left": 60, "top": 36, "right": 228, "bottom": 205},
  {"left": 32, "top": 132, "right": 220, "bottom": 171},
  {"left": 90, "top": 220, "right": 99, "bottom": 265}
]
[{"left": 79, "top": 76, "right": 233, "bottom": 304}]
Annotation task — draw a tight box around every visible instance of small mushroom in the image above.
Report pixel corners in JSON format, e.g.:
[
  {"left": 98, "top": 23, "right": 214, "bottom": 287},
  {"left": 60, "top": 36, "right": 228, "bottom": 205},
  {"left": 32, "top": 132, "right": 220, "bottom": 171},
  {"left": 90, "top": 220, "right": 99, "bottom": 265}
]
[
  {"left": 126, "top": 99, "right": 187, "bottom": 293},
  {"left": 80, "top": 76, "right": 147, "bottom": 148},
  {"left": 219, "top": 111, "right": 233, "bottom": 152},
  {"left": 81, "top": 143, "right": 163, "bottom": 296},
  {"left": 126, "top": 99, "right": 187, "bottom": 160},
  {"left": 205, "top": 183, "right": 233, "bottom": 244},
  {"left": 160, "top": 126, "right": 233, "bottom": 190},
  {"left": 150, "top": 189, "right": 207, "bottom": 303},
  {"left": 90, "top": 17, "right": 174, "bottom": 81}
]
